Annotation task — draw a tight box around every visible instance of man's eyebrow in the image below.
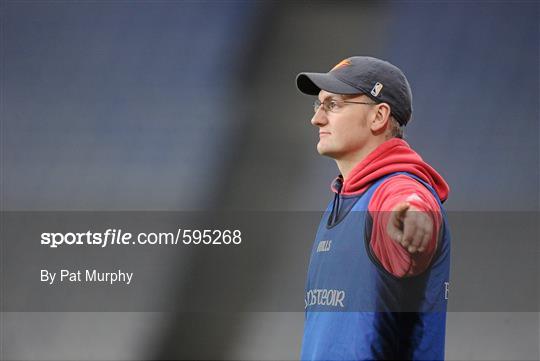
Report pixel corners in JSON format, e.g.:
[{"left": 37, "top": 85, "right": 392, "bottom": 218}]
[{"left": 318, "top": 94, "right": 343, "bottom": 102}]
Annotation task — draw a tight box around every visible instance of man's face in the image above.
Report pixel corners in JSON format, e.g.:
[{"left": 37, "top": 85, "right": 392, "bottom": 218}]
[{"left": 311, "top": 90, "right": 376, "bottom": 160}]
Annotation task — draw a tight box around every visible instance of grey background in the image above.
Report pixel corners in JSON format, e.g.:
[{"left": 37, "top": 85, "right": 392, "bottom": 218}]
[{"left": 2, "top": 1, "right": 539, "bottom": 360}]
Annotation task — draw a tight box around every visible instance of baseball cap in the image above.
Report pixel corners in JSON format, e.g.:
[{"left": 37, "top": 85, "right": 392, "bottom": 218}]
[{"left": 296, "top": 56, "right": 413, "bottom": 126}]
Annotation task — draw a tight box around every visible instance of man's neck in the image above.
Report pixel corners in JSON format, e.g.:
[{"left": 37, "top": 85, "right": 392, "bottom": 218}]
[{"left": 336, "top": 140, "right": 384, "bottom": 180}]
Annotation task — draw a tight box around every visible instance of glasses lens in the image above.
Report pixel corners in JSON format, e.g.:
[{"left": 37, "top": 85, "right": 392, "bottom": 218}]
[
  {"left": 313, "top": 99, "right": 322, "bottom": 113},
  {"left": 327, "top": 99, "right": 338, "bottom": 112}
]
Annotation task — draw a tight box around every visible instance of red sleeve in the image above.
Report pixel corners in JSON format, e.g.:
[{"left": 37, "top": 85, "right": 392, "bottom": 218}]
[{"left": 367, "top": 175, "right": 442, "bottom": 278}]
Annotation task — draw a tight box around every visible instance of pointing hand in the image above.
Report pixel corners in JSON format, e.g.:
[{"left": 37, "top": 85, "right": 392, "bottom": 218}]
[{"left": 387, "top": 201, "right": 434, "bottom": 254}]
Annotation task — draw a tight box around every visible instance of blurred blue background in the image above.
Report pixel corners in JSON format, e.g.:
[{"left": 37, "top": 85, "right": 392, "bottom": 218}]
[{"left": 3, "top": 1, "right": 538, "bottom": 360}]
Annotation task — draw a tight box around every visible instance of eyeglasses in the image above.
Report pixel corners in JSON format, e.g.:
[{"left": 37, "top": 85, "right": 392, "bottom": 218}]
[{"left": 313, "top": 98, "right": 377, "bottom": 114}]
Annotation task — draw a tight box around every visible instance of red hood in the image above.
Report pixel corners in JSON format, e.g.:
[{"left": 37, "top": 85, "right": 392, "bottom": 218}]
[{"left": 333, "top": 138, "right": 450, "bottom": 201}]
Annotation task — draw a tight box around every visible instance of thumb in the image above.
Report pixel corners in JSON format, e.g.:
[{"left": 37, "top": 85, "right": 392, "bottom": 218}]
[
  {"left": 393, "top": 202, "right": 410, "bottom": 223},
  {"left": 387, "top": 202, "right": 410, "bottom": 243}
]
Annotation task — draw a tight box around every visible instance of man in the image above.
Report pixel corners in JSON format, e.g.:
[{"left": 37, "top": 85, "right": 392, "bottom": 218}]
[{"left": 296, "top": 56, "right": 451, "bottom": 360}]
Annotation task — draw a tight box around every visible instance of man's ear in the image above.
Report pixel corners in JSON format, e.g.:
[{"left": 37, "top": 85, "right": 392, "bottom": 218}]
[{"left": 370, "top": 103, "right": 391, "bottom": 133}]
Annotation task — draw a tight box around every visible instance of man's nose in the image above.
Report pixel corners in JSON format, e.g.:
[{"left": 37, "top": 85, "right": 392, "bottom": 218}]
[{"left": 311, "top": 109, "right": 328, "bottom": 127}]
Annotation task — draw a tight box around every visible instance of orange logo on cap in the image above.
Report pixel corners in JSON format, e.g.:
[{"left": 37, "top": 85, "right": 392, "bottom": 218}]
[{"left": 331, "top": 59, "right": 351, "bottom": 71}]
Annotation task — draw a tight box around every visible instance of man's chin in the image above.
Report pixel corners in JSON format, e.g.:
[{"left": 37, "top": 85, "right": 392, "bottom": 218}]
[
  {"left": 316, "top": 144, "right": 327, "bottom": 156},
  {"left": 317, "top": 145, "right": 339, "bottom": 159}
]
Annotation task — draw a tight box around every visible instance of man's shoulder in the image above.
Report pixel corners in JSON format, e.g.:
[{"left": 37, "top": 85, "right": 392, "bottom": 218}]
[{"left": 368, "top": 174, "right": 440, "bottom": 212}]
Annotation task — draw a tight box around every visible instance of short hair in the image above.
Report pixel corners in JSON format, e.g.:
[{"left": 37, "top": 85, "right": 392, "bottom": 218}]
[{"left": 387, "top": 115, "right": 404, "bottom": 139}]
